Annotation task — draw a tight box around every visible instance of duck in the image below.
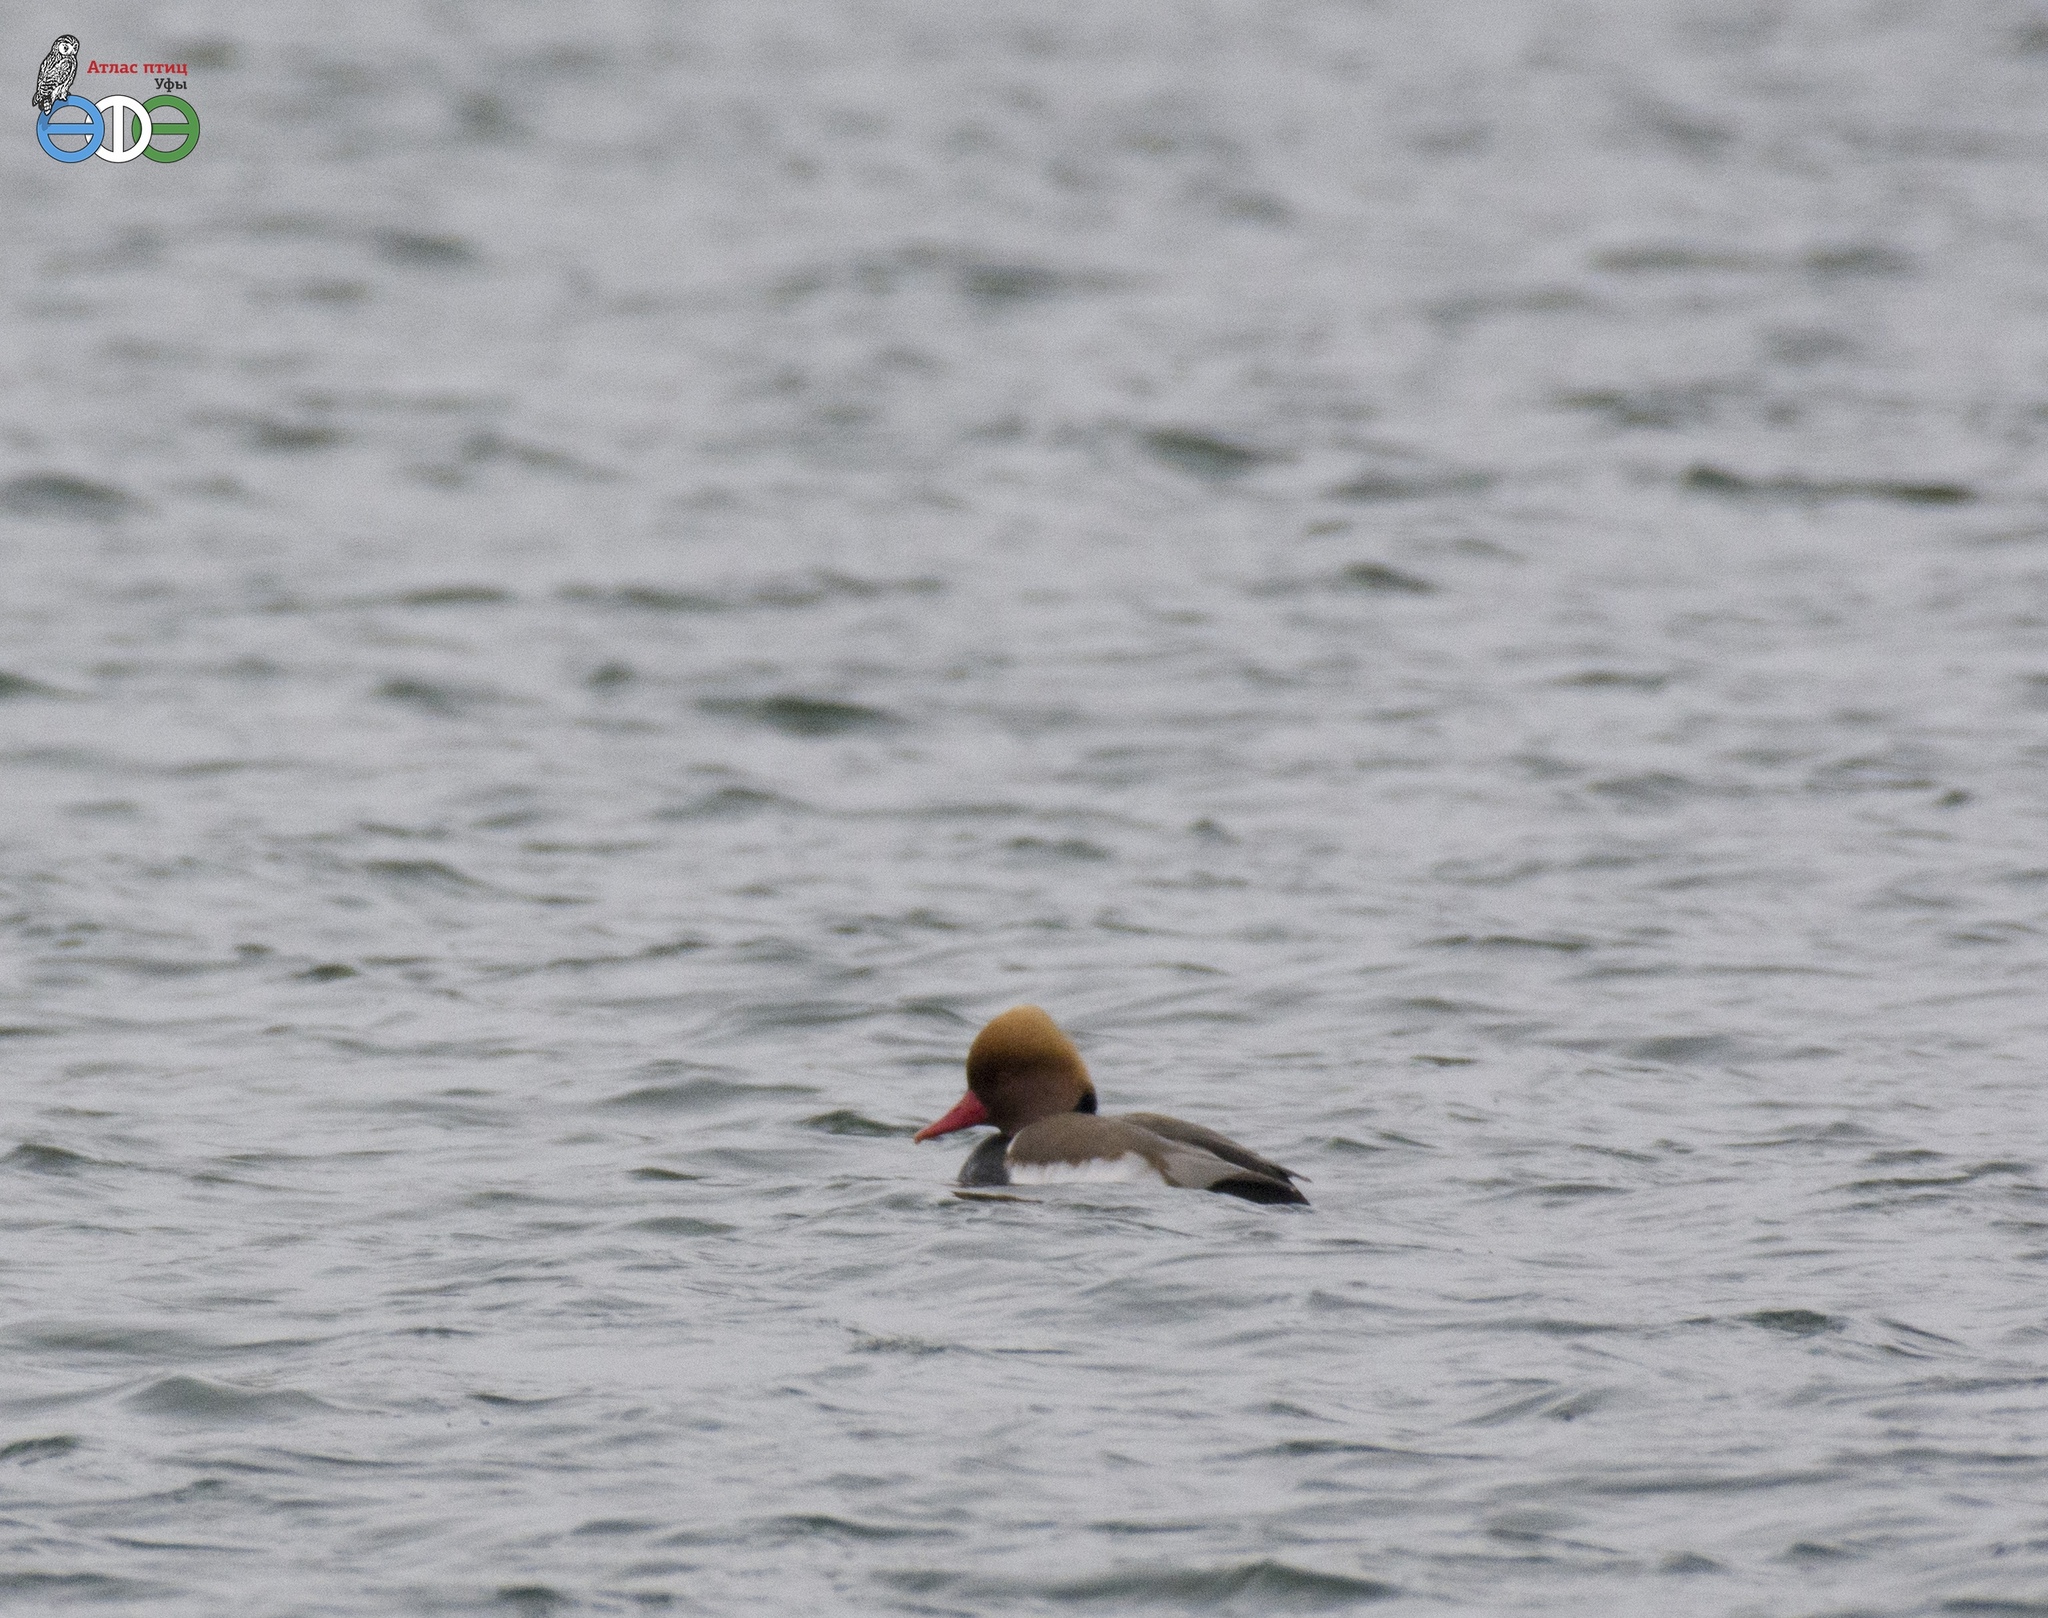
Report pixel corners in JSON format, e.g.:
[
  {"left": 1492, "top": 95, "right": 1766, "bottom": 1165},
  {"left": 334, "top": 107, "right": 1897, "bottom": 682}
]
[{"left": 914, "top": 1005, "right": 1307, "bottom": 1205}]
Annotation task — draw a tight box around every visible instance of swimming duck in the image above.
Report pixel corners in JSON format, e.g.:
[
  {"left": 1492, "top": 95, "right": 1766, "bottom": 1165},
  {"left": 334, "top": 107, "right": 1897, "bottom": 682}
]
[{"left": 915, "top": 1006, "right": 1307, "bottom": 1205}]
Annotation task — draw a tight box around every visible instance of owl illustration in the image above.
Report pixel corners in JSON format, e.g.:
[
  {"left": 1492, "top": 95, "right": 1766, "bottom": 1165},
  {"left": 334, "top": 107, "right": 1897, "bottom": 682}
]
[{"left": 31, "top": 35, "right": 79, "bottom": 116}]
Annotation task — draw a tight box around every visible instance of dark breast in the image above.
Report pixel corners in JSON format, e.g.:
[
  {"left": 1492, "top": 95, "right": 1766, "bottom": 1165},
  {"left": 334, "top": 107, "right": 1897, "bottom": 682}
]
[{"left": 958, "top": 1133, "right": 1012, "bottom": 1187}]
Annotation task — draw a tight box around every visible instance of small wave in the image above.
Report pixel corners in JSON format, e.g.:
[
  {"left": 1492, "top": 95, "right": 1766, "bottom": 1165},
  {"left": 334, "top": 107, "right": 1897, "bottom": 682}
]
[
  {"left": 802, "top": 1110, "right": 913, "bottom": 1137},
  {"left": 1848, "top": 1162, "right": 2029, "bottom": 1192},
  {"left": 1559, "top": 384, "right": 1722, "bottom": 429},
  {"left": 0, "top": 672, "right": 70, "bottom": 700},
  {"left": 1090, "top": 1520, "right": 1207, "bottom": 1536},
  {"left": 246, "top": 419, "right": 346, "bottom": 452},
  {"left": 1781, "top": 1539, "right": 1859, "bottom": 1562},
  {"left": 1468, "top": 1318, "right": 1635, "bottom": 1337},
  {"left": 1660, "top": 1552, "right": 1724, "bottom": 1574},
  {"left": 392, "top": 585, "right": 515, "bottom": 607},
  {"left": 884, "top": 1559, "right": 1399, "bottom": 1609},
  {"left": 628, "top": 1217, "right": 736, "bottom": 1236},
  {"left": 105, "top": 1534, "right": 259, "bottom": 1555},
  {"left": 7, "top": 1323, "right": 321, "bottom": 1361},
  {"left": 1737, "top": 1120, "right": 1881, "bottom": 1147},
  {"left": 1592, "top": 242, "right": 1768, "bottom": 272},
  {"left": 768, "top": 1513, "right": 947, "bottom": 1542},
  {"left": 521, "top": 839, "right": 657, "bottom": 856},
  {"left": 1336, "top": 562, "right": 1436, "bottom": 594},
  {"left": 1585, "top": 771, "right": 1714, "bottom": 807},
  {"left": 1808, "top": 752, "right": 1943, "bottom": 792},
  {"left": 0, "top": 1435, "right": 78, "bottom": 1464},
  {"left": 493, "top": 1585, "right": 571, "bottom": 1615},
  {"left": 375, "top": 679, "right": 511, "bottom": 717},
  {"left": 1006, "top": 836, "right": 1113, "bottom": 861},
  {"left": 957, "top": 260, "right": 1071, "bottom": 302},
  {"left": 564, "top": 572, "right": 939, "bottom": 614},
  {"left": 461, "top": 432, "right": 616, "bottom": 481},
  {"left": 1466, "top": 1387, "right": 1617, "bottom": 1425},
  {"left": 1555, "top": 669, "right": 1671, "bottom": 690},
  {"left": 1229, "top": 1438, "right": 1441, "bottom": 1461},
  {"left": 1739, "top": 1309, "right": 1843, "bottom": 1337},
  {"left": 1587, "top": 1467, "right": 1846, "bottom": 1496},
  {"left": 602, "top": 1074, "right": 816, "bottom": 1111},
  {"left": 653, "top": 786, "right": 807, "bottom": 819},
  {"left": 1810, "top": 242, "right": 1916, "bottom": 276},
  {"left": 849, "top": 1330, "right": 966, "bottom": 1355},
  {"left": 1617, "top": 1033, "right": 1746, "bottom": 1064},
  {"left": 1430, "top": 933, "right": 1593, "bottom": 952},
  {"left": 261, "top": 585, "right": 514, "bottom": 613},
  {"left": 561, "top": 583, "right": 722, "bottom": 612},
  {"left": 361, "top": 857, "right": 489, "bottom": 889},
  {"left": 378, "top": 230, "right": 474, "bottom": 266},
  {"left": 750, "top": 571, "right": 942, "bottom": 607},
  {"left": 0, "top": 473, "right": 139, "bottom": 520},
  {"left": 716, "top": 1000, "right": 889, "bottom": 1032},
  {"left": 2, "top": 1143, "right": 100, "bottom": 1175},
  {"left": 511, "top": 938, "right": 708, "bottom": 974},
  {"left": 62, "top": 953, "right": 250, "bottom": 980},
  {"left": 124, "top": 1376, "right": 332, "bottom": 1422},
  {"left": 0, "top": 1571, "right": 175, "bottom": 1602},
  {"left": 1141, "top": 428, "right": 1288, "bottom": 479},
  {"left": 1682, "top": 462, "right": 1973, "bottom": 505},
  {"left": 572, "top": 1518, "right": 657, "bottom": 1536},
  {"left": 1327, "top": 466, "right": 1492, "bottom": 501},
  {"left": 326, "top": 1037, "right": 526, "bottom": 1063},
  {"left": 698, "top": 695, "right": 900, "bottom": 737},
  {"left": 256, "top": 1447, "right": 404, "bottom": 1472}
]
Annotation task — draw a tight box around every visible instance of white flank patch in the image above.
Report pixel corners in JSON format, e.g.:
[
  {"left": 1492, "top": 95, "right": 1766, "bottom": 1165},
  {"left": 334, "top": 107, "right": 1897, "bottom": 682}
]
[{"left": 1008, "top": 1152, "right": 1169, "bottom": 1187}]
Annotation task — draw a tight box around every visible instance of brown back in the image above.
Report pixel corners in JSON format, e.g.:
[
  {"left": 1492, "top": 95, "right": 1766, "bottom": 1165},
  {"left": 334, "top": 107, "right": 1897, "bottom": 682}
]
[{"left": 1008, "top": 1113, "right": 1308, "bottom": 1205}]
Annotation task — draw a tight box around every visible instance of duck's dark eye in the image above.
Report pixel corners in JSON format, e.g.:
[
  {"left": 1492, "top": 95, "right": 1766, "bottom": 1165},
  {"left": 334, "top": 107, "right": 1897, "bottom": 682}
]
[{"left": 1075, "top": 1090, "right": 1097, "bottom": 1114}]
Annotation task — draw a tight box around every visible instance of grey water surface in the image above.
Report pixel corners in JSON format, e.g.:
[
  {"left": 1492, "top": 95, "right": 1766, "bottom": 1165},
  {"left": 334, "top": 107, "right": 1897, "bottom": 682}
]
[{"left": 7, "top": 2, "right": 2048, "bottom": 1613}]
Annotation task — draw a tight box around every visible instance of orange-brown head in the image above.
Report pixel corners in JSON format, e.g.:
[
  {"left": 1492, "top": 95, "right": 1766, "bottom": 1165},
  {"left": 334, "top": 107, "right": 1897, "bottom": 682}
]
[{"left": 913, "top": 1005, "right": 1097, "bottom": 1140}]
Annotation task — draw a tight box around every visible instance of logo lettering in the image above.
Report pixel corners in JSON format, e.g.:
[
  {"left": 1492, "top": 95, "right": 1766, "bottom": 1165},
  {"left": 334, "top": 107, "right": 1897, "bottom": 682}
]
[{"left": 31, "top": 37, "right": 200, "bottom": 165}]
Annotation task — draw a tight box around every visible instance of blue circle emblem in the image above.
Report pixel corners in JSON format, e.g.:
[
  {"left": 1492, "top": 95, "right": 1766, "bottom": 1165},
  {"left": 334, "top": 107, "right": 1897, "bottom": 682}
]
[{"left": 37, "top": 95, "right": 104, "bottom": 163}]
